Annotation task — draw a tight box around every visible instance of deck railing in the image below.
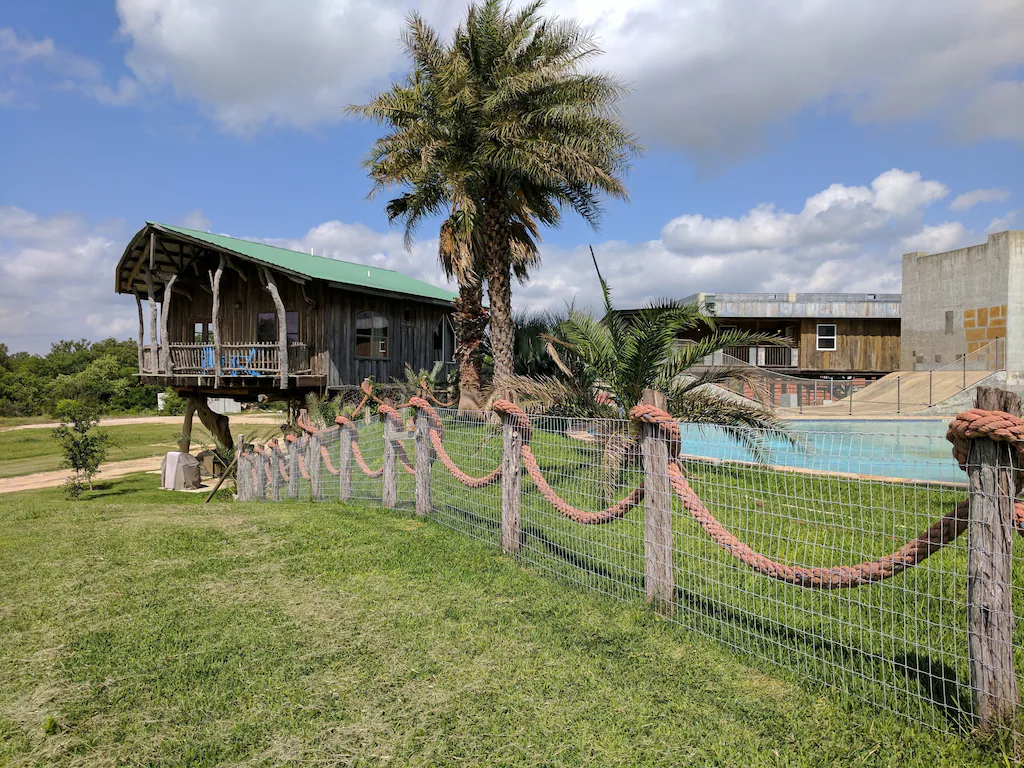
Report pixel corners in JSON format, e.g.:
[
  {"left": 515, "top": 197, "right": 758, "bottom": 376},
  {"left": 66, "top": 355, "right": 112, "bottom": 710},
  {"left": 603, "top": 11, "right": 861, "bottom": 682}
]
[
  {"left": 722, "top": 345, "right": 797, "bottom": 368},
  {"left": 140, "top": 341, "right": 310, "bottom": 377}
]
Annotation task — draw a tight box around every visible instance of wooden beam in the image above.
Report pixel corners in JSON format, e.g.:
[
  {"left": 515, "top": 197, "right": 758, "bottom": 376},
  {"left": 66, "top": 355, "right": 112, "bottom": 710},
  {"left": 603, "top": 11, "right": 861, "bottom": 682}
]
[
  {"left": 210, "top": 254, "right": 225, "bottom": 389},
  {"left": 134, "top": 293, "right": 145, "bottom": 374},
  {"left": 178, "top": 397, "right": 197, "bottom": 453},
  {"left": 160, "top": 273, "right": 178, "bottom": 373},
  {"left": 145, "top": 233, "right": 159, "bottom": 374},
  {"left": 261, "top": 267, "right": 289, "bottom": 390},
  {"left": 224, "top": 255, "right": 249, "bottom": 282}
]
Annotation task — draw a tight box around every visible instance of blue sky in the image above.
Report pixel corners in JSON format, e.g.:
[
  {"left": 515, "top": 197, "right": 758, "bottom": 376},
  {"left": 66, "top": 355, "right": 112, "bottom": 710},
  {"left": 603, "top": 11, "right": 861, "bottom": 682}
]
[{"left": 1, "top": 0, "right": 1023, "bottom": 351}]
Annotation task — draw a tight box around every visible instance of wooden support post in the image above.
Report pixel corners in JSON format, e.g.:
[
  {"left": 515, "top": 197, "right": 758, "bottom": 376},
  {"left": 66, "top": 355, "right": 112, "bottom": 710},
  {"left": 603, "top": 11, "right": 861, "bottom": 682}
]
[
  {"left": 640, "top": 389, "right": 674, "bottom": 615},
  {"left": 194, "top": 396, "right": 234, "bottom": 452},
  {"left": 967, "top": 386, "right": 1020, "bottom": 731},
  {"left": 210, "top": 255, "right": 224, "bottom": 389},
  {"left": 415, "top": 412, "right": 432, "bottom": 516},
  {"left": 382, "top": 417, "right": 398, "bottom": 509},
  {"left": 261, "top": 267, "right": 289, "bottom": 390},
  {"left": 145, "top": 235, "right": 159, "bottom": 373},
  {"left": 159, "top": 273, "right": 178, "bottom": 374},
  {"left": 338, "top": 427, "right": 353, "bottom": 501},
  {"left": 287, "top": 439, "right": 299, "bottom": 500},
  {"left": 134, "top": 293, "right": 145, "bottom": 373},
  {"left": 501, "top": 412, "right": 522, "bottom": 553},
  {"left": 178, "top": 397, "right": 197, "bottom": 453}
]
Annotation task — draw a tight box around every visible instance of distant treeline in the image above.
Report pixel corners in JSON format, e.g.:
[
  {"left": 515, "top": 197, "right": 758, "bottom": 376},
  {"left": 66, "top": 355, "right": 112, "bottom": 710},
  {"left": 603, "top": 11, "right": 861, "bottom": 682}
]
[{"left": 0, "top": 339, "right": 159, "bottom": 417}]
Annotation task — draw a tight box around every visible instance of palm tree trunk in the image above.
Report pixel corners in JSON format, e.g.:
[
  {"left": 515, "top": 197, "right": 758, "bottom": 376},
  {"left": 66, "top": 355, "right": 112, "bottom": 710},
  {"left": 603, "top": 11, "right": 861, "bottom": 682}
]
[
  {"left": 455, "top": 277, "right": 486, "bottom": 411},
  {"left": 484, "top": 199, "right": 515, "bottom": 381}
]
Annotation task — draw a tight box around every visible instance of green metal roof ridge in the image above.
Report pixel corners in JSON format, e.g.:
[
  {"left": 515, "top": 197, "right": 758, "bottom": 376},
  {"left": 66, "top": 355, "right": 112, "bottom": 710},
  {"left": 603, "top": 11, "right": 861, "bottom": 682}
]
[{"left": 150, "top": 222, "right": 457, "bottom": 304}]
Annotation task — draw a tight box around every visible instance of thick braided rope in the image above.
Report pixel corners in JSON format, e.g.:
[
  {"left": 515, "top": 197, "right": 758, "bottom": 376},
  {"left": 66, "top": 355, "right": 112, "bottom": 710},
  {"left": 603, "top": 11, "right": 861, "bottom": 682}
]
[
  {"left": 377, "top": 403, "right": 417, "bottom": 475},
  {"left": 669, "top": 463, "right": 970, "bottom": 588},
  {"left": 429, "top": 430, "right": 502, "bottom": 488},
  {"left": 320, "top": 445, "right": 340, "bottom": 476},
  {"left": 419, "top": 378, "right": 456, "bottom": 407},
  {"left": 521, "top": 444, "right": 645, "bottom": 524},
  {"left": 351, "top": 440, "right": 384, "bottom": 477},
  {"left": 947, "top": 408, "right": 1024, "bottom": 471},
  {"left": 493, "top": 398, "right": 643, "bottom": 523},
  {"left": 407, "top": 395, "right": 501, "bottom": 487},
  {"left": 627, "top": 403, "right": 1022, "bottom": 589}
]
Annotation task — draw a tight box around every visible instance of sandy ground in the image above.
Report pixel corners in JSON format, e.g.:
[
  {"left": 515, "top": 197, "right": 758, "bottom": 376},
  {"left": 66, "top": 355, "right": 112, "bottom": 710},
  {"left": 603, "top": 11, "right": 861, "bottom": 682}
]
[
  {"left": 0, "top": 456, "right": 168, "bottom": 494},
  {"left": 0, "top": 413, "right": 285, "bottom": 433}
]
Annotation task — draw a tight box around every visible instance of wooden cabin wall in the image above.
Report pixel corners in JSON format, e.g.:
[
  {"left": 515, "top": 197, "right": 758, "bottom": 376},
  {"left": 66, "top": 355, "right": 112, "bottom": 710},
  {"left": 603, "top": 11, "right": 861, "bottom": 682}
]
[
  {"left": 798, "top": 318, "right": 901, "bottom": 373},
  {"left": 164, "top": 252, "right": 453, "bottom": 387}
]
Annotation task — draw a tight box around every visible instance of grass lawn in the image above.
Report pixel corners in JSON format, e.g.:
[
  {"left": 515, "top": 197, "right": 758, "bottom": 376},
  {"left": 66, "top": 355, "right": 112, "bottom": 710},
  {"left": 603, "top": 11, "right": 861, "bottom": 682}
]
[
  {"left": 0, "top": 474, "right": 1011, "bottom": 766},
  {"left": 0, "top": 420, "right": 283, "bottom": 479}
]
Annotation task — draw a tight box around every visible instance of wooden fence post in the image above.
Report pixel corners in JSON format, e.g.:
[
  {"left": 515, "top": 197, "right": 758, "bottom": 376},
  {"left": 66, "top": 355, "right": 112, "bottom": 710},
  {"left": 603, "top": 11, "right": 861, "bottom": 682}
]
[
  {"left": 382, "top": 417, "right": 398, "bottom": 509},
  {"left": 338, "top": 428, "right": 352, "bottom": 501},
  {"left": 967, "top": 386, "right": 1020, "bottom": 730},
  {"left": 270, "top": 447, "right": 281, "bottom": 501},
  {"left": 501, "top": 413, "right": 522, "bottom": 553},
  {"left": 309, "top": 432, "right": 322, "bottom": 501},
  {"left": 287, "top": 439, "right": 299, "bottom": 500},
  {"left": 236, "top": 438, "right": 250, "bottom": 501},
  {"left": 641, "top": 389, "right": 674, "bottom": 615},
  {"left": 415, "top": 412, "right": 432, "bottom": 516},
  {"left": 254, "top": 449, "right": 265, "bottom": 501}
]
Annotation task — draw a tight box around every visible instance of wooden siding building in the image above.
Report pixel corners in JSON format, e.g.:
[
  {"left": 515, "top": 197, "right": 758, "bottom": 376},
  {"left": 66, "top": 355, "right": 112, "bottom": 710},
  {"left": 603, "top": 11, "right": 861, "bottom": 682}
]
[
  {"left": 115, "top": 222, "right": 458, "bottom": 401},
  {"left": 683, "top": 292, "right": 902, "bottom": 380}
]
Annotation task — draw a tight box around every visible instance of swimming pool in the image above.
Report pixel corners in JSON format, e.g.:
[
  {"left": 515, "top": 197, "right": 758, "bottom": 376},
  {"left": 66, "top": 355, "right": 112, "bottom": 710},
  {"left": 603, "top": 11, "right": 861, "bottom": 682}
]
[{"left": 678, "top": 419, "right": 962, "bottom": 484}]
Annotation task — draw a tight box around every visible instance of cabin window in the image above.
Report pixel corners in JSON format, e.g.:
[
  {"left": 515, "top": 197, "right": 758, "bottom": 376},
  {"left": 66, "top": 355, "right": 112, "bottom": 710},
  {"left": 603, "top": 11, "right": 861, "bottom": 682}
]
[
  {"left": 355, "top": 311, "right": 389, "bottom": 359},
  {"left": 432, "top": 316, "right": 457, "bottom": 364},
  {"left": 257, "top": 311, "right": 299, "bottom": 344},
  {"left": 192, "top": 321, "right": 211, "bottom": 343},
  {"left": 816, "top": 323, "right": 837, "bottom": 351}
]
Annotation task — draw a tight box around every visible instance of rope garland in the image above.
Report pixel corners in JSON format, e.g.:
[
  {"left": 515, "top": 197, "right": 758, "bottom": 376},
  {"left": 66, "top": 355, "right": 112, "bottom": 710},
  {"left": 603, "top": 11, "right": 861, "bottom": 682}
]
[{"left": 240, "top": 378, "right": 1024, "bottom": 591}]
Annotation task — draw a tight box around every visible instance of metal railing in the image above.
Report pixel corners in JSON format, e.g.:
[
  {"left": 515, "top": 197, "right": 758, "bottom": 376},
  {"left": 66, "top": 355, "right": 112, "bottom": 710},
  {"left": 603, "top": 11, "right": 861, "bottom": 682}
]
[{"left": 723, "top": 345, "right": 797, "bottom": 368}]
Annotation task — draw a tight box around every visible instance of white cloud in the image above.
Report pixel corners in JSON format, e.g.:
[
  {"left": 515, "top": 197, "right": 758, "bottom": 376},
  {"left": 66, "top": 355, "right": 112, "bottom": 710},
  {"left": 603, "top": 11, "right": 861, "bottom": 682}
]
[
  {"left": 177, "top": 209, "right": 212, "bottom": 232},
  {"left": 0, "top": 208, "right": 133, "bottom": 353},
  {"left": 0, "top": 168, "right": 978, "bottom": 352},
  {"left": 109, "top": 0, "right": 1024, "bottom": 155},
  {"left": 987, "top": 210, "right": 1018, "bottom": 233},
  {"left": 0, "top": 27, "right": 134, "bottom": 108},
  {"left": 950, "top": 188, "right": 1011, "bottom": 211}
]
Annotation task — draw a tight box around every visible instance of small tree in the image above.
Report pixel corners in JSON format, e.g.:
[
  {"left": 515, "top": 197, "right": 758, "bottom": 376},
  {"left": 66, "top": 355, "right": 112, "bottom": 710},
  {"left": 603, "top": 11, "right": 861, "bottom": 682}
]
[{"left": 52, "top": 399, "right": 110, "bottom": 499}]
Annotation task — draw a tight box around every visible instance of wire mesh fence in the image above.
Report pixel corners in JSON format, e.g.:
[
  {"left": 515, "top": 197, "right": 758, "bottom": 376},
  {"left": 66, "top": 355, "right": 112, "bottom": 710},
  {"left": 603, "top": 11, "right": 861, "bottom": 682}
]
[{"left": 235, "top": 401, "right": 1023, "bottom": 737}]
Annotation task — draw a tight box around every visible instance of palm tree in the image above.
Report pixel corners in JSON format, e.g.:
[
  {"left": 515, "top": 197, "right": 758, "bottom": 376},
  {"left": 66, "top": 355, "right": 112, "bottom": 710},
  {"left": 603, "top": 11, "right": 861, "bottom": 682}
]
[{"left": 350, "top": 0, "right": 640, "bottom": 388}]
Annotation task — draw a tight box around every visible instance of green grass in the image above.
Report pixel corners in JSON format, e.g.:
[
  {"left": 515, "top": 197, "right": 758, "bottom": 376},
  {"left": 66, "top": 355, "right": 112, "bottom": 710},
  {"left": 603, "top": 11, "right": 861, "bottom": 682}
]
[
  {"left": 330, "top": 417, "right": 1024, "bottom": 740},
  {"left": 0, "top": 474, "right": 1009, "bottom": 766},
  {"left": 0, "top": 420, "right": 281, "bottom": 478}
]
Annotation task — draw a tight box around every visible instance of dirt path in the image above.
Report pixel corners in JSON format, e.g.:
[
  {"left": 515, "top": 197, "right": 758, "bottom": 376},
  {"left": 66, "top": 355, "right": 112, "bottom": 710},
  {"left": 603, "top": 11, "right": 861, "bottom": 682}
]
[
  {"left": 0, "top": 456, "right": 168, "bottom": 494},
  {"left": 0, "top": 413, "right": 284, "bottom": 433}
]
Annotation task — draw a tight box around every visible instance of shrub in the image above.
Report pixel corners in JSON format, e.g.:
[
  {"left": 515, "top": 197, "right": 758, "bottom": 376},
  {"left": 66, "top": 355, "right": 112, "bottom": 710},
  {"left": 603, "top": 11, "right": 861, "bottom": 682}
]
[{"left": 51, "top": 399, "right": 110, "bottom": 500}]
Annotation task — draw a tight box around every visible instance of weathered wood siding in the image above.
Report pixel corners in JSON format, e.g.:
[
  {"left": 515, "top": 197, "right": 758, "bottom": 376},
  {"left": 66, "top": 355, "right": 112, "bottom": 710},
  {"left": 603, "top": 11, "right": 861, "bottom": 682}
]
[
  {"left": 166, "top": 252, "right": 453, "bottom": 387},
  {"left": 798, "top": 318, "right": 900, "bottom": 373}
]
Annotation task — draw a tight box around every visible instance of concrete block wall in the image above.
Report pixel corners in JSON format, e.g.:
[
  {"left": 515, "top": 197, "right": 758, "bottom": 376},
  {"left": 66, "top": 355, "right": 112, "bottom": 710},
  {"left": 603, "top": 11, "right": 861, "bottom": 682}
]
[{"left": 901, "top": 231, "right": 1022, "bottom": 372}]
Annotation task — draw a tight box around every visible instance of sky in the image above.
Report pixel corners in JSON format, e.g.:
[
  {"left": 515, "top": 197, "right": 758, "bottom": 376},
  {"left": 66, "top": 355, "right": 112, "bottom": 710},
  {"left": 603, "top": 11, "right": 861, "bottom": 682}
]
[{"left": 1, "top": 0, "right": 1023, "bottom": 353}]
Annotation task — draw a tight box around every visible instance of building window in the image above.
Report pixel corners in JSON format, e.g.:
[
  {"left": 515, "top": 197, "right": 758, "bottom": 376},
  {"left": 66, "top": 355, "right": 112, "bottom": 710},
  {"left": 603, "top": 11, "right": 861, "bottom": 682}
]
[
  {"left": 432, "top": 316, "right": 457, "bottom": 364},
  {"left": 257, "top": 311, "right": 299, "bottom": 344},
  {"left": 192, "top": 320, "right": 211, "bottom": 343},
  {"left": 816, "top": 323, "right": 837, "bottom": 351},
  {"left": 356, "top": 311, "right": 389, "bottom": 359},
  {"left": 945, "top": 310, "right": 954, "bottom": 335}
]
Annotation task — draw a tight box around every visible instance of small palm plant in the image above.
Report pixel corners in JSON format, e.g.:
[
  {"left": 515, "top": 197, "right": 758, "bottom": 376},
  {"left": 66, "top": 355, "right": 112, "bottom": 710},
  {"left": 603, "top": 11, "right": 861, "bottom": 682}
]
[
  {"left": 303, "top": 392, "right": 346, "bottom": 429},
  {"left": 496, "top": 251, "right": 793, "bottom": 499}
]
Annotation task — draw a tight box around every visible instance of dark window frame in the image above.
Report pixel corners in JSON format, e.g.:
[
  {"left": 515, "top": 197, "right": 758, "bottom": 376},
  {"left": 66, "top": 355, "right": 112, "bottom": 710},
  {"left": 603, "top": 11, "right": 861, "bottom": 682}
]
[
  {"left": 432, "top": 315, "right": 457, "bottom": 365},
  {"left": 355, "top": 311, "right": 390, "bottom": 360},
  {"left": 257, "top": 311, "right": 300, "bottom": 344},
  {"left": 816, "top": 323, "right": 838, "bottom": 352}
]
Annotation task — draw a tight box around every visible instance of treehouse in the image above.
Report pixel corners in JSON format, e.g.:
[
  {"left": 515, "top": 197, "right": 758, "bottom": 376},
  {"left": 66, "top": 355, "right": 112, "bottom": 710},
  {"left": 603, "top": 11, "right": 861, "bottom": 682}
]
[{"left": 115, "top": 222, "right": 459, "bottom": 449}]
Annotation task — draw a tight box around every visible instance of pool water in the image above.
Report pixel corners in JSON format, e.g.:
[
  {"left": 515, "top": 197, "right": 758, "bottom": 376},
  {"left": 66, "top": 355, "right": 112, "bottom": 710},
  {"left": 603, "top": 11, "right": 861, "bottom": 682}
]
[{"left": 678, "top": 419, "right": 962, "bottom": 484}]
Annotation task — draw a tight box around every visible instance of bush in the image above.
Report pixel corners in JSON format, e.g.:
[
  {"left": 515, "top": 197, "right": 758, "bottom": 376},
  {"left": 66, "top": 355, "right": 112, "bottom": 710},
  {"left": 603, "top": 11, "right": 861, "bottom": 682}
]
[
  {"left": 52, "top": 399, "right": 110, "bottom": 500},
  {"left": 159, "top": 389, "right": 188, "bottom": 416}
]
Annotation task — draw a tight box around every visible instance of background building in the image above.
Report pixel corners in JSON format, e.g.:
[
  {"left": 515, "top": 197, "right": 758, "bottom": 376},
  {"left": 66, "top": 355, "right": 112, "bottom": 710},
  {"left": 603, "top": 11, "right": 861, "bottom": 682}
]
[{"left": 901, "top": 230, "right": 1024, "bottom": 382}]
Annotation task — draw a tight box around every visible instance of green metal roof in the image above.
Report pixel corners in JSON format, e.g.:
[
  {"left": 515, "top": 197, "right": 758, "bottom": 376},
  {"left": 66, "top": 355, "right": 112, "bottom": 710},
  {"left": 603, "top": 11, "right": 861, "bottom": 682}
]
[{"left": 151, "top": 222, "right": 457, "bottom": 304}]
